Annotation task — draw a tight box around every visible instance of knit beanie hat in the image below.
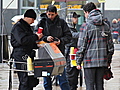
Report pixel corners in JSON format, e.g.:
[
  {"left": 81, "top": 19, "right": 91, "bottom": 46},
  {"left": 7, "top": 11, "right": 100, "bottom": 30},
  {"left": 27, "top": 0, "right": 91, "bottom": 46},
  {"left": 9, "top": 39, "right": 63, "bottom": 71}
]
[{"left": 24, "top": 9, "right": 36, "bottom": 19}]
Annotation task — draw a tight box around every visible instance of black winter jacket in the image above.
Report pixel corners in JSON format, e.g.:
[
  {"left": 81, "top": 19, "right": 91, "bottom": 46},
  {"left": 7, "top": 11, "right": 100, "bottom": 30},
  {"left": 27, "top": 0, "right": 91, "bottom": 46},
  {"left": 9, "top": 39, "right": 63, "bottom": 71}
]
[
  {"left": 11, "top": 19, "right": 39, "bottom": 61},
  {"left": 35, "top": 15, "right": 72, "bottom": 54},
  {"left": 65, "top": 12, "right": 79, "bottom": 48}
]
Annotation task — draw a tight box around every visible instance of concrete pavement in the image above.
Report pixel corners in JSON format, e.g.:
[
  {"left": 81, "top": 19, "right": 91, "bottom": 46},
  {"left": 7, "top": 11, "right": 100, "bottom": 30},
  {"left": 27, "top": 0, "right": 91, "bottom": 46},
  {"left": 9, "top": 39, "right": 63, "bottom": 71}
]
[{"left": 0, "top": 44, "right": 120, "bottom": 90}]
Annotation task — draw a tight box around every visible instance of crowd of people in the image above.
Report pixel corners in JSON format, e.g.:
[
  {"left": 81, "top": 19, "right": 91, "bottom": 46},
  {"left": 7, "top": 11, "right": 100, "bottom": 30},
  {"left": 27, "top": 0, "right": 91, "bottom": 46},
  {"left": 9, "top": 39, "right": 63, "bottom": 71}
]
[
  {"left": 111, "top": 18, "right": 120, "bottom": 44},
  {"left": 103, "top": 17, "right": 120, "bottom": 44},
  {"left": 10, "top": 2, "right": 114, "bottom": 90}
]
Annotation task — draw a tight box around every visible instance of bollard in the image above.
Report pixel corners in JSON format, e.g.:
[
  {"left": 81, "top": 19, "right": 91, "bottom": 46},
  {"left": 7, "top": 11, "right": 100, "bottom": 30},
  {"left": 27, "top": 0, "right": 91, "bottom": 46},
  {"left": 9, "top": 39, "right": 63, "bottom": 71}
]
[{"left": 0, "top": 34, "right": 9, "bottom": 63}]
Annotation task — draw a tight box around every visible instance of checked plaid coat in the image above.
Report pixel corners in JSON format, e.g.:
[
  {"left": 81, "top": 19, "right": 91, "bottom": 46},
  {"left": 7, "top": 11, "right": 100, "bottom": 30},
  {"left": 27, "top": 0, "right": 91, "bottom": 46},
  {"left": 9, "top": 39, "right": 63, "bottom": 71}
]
[{"left": 76, "top": 9, "right": 114, "bottom": 68}]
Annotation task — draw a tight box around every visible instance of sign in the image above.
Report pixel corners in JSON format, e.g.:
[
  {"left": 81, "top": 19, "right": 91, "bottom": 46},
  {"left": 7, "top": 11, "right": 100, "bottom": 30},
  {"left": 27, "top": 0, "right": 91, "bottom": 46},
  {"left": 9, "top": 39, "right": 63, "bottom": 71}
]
[
  {"left": 98, "top": 0, "right": 106, "bottom": 3},
  {"left": 55, "top": 0, "right": 86, "bottom": 2},
  {"left": 40, "top": 4, "right": 82, "bottom": 9}
]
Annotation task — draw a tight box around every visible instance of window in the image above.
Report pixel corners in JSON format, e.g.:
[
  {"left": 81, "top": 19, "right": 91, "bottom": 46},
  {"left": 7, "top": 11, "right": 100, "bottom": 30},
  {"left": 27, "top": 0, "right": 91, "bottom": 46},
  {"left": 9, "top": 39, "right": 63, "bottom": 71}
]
[
  {"left": 23, "top": 0, "right": 35, "bottom": 7},
  {"left": 20, "top": 0, "right": 37, "bottom": 14}
]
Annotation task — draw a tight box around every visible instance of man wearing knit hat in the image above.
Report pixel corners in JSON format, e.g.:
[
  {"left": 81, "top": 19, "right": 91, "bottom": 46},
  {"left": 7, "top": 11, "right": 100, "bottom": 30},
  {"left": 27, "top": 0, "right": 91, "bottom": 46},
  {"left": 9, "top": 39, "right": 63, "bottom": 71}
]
[
  {"left": 11, "top": 9, "right": 43, "bottom": 90},
  {"left": 24, "top": 9, "right": 36, "bottom": 20}
]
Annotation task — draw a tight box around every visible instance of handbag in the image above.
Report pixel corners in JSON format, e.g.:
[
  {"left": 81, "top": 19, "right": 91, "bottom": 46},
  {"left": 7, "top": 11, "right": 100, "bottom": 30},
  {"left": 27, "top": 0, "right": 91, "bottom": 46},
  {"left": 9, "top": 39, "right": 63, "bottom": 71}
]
[{"left": 103, "top": 66, "right": 113, "bottom": 80}]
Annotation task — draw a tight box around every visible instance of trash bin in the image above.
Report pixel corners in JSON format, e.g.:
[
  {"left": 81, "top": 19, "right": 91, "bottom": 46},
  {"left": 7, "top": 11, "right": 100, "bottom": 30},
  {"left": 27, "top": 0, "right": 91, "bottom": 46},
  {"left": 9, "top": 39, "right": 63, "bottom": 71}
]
[{"left": 0, "top": 34, "right": 9, "bottom": 63}]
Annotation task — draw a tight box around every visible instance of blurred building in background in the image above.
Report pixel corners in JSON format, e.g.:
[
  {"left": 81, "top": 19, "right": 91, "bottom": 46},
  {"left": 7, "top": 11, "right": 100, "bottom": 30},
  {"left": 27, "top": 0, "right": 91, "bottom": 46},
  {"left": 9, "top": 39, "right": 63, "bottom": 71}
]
[
  {"left": 0, "top": 0, "right": 120, "bottom": 35},
  {"left": 0, "top": 0, "right": 119, "bottom": 63}
]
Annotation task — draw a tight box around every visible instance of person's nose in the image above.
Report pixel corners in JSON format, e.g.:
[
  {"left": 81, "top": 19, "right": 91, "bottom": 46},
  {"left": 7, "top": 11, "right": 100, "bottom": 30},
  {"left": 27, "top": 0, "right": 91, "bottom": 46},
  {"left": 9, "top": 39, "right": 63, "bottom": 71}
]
[{"left": 49, "top": 15, "right": 52, "bottom": 19}]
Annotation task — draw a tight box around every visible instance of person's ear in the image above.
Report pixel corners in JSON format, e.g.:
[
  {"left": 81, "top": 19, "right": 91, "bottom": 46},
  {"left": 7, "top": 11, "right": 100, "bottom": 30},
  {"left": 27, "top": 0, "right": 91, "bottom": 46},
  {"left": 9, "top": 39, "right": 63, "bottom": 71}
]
[{"left": 56, "top": 13, "right": 58, "bottom": 15}]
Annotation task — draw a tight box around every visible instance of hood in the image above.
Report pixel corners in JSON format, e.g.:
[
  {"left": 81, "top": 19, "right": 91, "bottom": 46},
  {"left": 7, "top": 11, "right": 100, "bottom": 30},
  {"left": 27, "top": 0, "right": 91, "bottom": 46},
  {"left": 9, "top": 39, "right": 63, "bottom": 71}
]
[
  {"left": 66, "top": 12, "right": 74, "bottom": 28},
  {"left": 87, "top": 9, "right": 103, "bottom": 25}
]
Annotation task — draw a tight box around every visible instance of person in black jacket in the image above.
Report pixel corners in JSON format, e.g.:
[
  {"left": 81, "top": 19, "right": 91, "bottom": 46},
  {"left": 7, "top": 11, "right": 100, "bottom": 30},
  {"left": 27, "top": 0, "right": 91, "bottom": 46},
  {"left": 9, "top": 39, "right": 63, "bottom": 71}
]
[
  {"left": 11, "top": 9, "right": 43, "bottom": 90},
  {"left": 103, "top": 18, "right": 110, "bottom": 27},
  {"left": 35, "top": 5, "right": 72, "bottom": 90},
  {"left": 111, "top": 19, "right": 119, "bottom": 43},
  {"left": 65, "top": 12, "right": 82, "bottom": 90}
]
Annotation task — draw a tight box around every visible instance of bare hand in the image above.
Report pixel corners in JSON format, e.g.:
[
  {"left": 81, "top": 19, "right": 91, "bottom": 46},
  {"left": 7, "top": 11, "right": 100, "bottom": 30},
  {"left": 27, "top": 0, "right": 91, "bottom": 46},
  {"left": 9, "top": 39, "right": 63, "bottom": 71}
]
[
  {"left": 76, "top": 65, "right": 82, "bottom": 70},
  {"left": 36, "top": 33, "right": 43, "bottom": 40},
  {"left": 53, "top": 40, "right": 60, "bottom": 45},
  {"left": 47, "top": 36, "right": 54, "bottom": 42}
]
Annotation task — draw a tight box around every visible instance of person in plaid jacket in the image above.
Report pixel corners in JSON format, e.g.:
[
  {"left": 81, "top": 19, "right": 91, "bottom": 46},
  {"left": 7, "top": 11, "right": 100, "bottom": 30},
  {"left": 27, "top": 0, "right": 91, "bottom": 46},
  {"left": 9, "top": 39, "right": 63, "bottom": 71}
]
[{"left": 76, "top": 2, "right": 114, "bottom": 90}]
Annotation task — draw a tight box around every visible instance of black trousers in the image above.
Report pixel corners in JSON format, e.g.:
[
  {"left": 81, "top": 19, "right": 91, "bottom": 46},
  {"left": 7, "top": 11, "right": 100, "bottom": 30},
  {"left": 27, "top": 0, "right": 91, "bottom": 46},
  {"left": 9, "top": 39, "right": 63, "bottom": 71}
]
[
  {"left": 66, "top": 47, "right": 80, "bottom": 90},
  {"left": 66, "top": 66, "right": 79, "bottom": 90},
  {"left": 84, "top": 67, "right": 105, "bottom": 90},
  {"left": 66, "top": 57, "right": 79, "bottom": 90},
  {"left": 16, "top": 63, "right": 39, "bottom": 90}
]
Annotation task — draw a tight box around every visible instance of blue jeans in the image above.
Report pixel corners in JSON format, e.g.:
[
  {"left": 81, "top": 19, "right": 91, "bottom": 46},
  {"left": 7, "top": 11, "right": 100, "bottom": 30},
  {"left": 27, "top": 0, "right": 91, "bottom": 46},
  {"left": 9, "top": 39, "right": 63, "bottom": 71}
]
[{"left": 43, "top": 68, "right": 70, "bottom": 90}]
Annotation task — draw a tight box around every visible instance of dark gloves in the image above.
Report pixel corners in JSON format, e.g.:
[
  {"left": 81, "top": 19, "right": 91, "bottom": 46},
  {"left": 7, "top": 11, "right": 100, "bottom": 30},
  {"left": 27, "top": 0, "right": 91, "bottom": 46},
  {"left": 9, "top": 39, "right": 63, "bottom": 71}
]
[{"left": 107, "top": 54, "right": 112, "bottom": 64}]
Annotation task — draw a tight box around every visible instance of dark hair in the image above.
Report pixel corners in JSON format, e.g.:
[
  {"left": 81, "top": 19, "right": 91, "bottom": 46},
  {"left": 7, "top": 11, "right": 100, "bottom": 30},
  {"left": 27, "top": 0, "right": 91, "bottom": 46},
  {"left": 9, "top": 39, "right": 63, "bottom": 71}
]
[
  {"left": 83, "top": 2, "right": 96, "bottom": 13},
  {"left": 73, "top": 12, "right": 80, "bottom": 18},
  {"left": 46, "top": 5, "right": 57, "bottom": 13}
]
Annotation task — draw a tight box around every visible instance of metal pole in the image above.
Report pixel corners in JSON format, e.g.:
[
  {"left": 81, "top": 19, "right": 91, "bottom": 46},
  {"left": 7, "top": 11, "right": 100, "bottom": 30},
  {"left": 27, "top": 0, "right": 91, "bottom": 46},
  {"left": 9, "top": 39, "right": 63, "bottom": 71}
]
[
  {"left": 0, "top": 0, "right": 2, "bottom": 34},
  {"left": 8, "top": 61, "right": 12, "bottom": 90},
  {"left": 18, "top": 0, "right": 21, "bottom": 14},
  {"left": 101, "top": 3, "right": 105, "bottom": 17},
  {"left": 59, "top": 2, "right": 67, "bottom": 20},
  {"left": 0, "top": 2, "right": 1, "bottom": 62},
  {"left": 0, "top": 0, "right": 2, "bottom": 62}
]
